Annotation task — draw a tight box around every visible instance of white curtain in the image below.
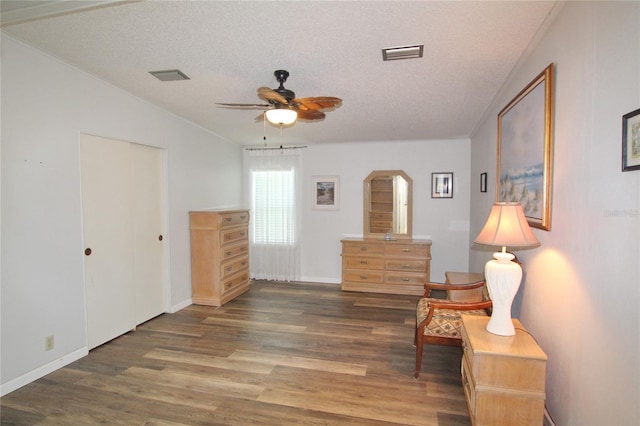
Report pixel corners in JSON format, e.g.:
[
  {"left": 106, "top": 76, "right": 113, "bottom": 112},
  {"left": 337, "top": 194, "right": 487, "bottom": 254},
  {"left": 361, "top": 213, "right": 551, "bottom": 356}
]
[{"left": 243, "top": 148, "right": 302, "bottom": 281}]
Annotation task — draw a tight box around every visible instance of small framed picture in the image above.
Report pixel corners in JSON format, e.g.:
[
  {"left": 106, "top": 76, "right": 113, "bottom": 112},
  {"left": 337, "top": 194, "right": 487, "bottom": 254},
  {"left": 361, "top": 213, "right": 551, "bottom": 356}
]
[
  {"left": 431, "top": 172, "right": 453, "bottom": 198},
  {"left": 312, "top": 175, "right": 340, "bottom": 210},
  {"left": 622, "top": 107, "right": 640, "bottom": 171},
  {"left": 480, "top": 172, "right": 488, "bottom": 192}
]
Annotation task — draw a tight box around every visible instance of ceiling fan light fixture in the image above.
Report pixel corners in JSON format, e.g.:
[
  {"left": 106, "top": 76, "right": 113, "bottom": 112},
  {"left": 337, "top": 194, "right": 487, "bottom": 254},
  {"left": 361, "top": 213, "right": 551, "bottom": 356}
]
[
  {"left": 382, "top": 45, "right": 424, "bottom": 61},
  {"left": 265, "top": 108, "right": 297, "bottom": 125}
]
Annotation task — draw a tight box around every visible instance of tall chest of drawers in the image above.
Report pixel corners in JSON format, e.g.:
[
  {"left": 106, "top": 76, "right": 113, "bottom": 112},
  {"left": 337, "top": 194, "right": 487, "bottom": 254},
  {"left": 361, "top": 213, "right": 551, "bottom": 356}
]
[
  {"left": 340, "top": 238, "right": 431, "bottom": 296},
  {"left": 189, "top": 209, "right": 250, "bottom": 306},
  {"left": 461, "top": 314, "right": 547, "bottom": 426}
]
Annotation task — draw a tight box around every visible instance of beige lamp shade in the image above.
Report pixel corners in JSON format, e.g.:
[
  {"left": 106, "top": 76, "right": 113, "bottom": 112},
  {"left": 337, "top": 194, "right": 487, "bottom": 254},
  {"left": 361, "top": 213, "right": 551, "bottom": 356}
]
[{"left": 474, "top": 202, "right": 540, "bottom": 249}]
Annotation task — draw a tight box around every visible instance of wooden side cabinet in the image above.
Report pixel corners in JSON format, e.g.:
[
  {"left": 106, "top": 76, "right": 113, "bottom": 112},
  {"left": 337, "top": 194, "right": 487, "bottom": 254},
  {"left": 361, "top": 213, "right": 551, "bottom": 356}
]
[
  {"left": 461, "top": 315, "right": 547, "bottom": 426},
  {"left": 340, "top": 238, "right": 431, "bottom": 296},
  {"left": 189, "top": 209, "right": 250, "bottom": 306}
]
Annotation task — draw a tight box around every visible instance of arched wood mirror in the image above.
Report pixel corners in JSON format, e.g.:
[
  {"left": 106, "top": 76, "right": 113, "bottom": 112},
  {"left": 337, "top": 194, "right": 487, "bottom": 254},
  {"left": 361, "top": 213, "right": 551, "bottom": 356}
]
[{"left": 363, "top": 170, "right": 413, "bottom": 239}]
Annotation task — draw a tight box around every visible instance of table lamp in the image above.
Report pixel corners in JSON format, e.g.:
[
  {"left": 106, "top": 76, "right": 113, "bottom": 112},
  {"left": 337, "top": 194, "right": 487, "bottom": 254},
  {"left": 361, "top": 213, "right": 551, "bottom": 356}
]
[{"left": 474, "top": 202, "right": 540, "bottom": 336}]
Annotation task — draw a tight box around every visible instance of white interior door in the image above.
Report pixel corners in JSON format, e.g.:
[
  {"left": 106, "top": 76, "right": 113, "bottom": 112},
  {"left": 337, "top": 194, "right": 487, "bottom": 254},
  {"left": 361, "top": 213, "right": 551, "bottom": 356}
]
[
  {"left": 81, "top": 134, "right": 135, "bottom": 349},
  {"left": 130, "top": 143, "right": 165, "bottom": 325},
  {"left": 80, "top": 134, "right": 166, "bottom": 349}
]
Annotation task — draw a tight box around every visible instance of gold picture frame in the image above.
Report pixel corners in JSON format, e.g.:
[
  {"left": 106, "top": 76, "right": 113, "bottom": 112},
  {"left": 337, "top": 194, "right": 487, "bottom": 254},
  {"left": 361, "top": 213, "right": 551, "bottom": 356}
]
[
  {"left": 622, "top": 107, "right": 640, "bottom": 171},
  {"left": 498, "top": 63, "right": 554, "bottom": 231}
]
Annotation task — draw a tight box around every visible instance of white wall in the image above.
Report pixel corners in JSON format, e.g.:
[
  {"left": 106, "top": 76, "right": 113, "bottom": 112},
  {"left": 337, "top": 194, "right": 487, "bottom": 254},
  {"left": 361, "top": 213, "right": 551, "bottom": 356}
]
[
  {"left": 300, "top": 139, "right": 472, "bottom": 283},
  {"left": 469, "top": 2, "right": 639, "bottom": 425},
  {"left": 1, "top": 35, "right": 243, "bottom": 394}
]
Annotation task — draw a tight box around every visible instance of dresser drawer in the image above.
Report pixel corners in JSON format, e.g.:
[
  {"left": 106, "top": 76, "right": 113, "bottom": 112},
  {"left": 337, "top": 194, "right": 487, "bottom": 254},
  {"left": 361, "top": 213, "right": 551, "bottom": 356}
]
[
  {"left": 385, "top": 259, "right": 427, "bottom": 272},
  {"left": 342, "top": 242, "right": 385, "bottom": 255},
  {"left": 461, "top": 354, "right": 476, "bottom": 417},
  {"left": 461, "top": 325, "right": 473, "bottom": 355},
  {"left": 344, "top": 257, "right": 384, "bottom": 270},
  {"left": 385, "top": 243, "right": 429, "bottom": 257},
  {"left": 344, "top": 270, "right": 384, "bottom": 284},
  {"left": 221, "top": 226, "right": 248, "bottom": 245},
  {"left": 190, "top": 210, "right": 249, "bottom": 229},
  {"left": 384, "top": 272, "right": 426, "bottom": 285},
  {"left": 222, "top": 242, "right": 249, "bottom": 261},
  {"left": 221, "top": 255, "right": 249, "bottom": 280},
  {"left": 220, "top": 211, "right": 250, "bottom": 226},
  {"left": 223, "top": 271, "right": 250, "bottom": 292}
]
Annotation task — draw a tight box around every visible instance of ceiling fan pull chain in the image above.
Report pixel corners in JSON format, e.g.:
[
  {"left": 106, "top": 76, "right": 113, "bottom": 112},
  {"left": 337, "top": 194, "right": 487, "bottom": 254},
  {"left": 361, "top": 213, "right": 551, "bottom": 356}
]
[{"left": 263, "top": 113, "right": 267, "bottom": 146}]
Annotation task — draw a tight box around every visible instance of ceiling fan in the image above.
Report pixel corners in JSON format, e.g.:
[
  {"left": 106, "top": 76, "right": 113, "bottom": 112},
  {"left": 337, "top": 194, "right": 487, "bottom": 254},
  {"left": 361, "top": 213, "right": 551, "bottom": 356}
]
[{"left": 216, "top": 70, "right": 342, "bottom": 125}]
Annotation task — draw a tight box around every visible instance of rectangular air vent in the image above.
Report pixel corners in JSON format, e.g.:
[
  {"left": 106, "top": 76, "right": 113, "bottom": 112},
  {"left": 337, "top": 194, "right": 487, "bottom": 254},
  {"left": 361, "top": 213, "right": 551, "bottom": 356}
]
[
  {"left": 382, "top": 45, "right": 424, "bottom": 61},
  {"left": 149, "top": 69, "right": 190, "bottom": 81}
]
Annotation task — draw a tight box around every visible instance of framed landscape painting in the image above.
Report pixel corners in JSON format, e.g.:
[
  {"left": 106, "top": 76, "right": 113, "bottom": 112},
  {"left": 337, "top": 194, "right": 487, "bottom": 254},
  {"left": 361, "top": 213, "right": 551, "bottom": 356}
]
[
  {"left": 312, "top": 176, "right": 339, "bottom": 210},
  {"left": 498, "top": 63, "right": 554, "bottom": 231}
]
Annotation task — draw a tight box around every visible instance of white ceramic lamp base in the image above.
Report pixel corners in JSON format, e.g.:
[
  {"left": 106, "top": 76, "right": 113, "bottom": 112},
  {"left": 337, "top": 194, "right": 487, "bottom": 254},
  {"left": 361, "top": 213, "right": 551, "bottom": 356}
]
[{"left": 484, "top": 251, "right": 522, "bottom": 336}]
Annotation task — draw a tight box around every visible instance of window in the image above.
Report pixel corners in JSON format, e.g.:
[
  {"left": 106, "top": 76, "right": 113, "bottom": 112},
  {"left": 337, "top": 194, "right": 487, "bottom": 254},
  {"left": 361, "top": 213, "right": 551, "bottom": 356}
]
[
  {"left": 244, "top": 147, "right": 302, "bottom": 281},
  {"left": 251, "top": 169, "right": 296, "bottom": 245}
]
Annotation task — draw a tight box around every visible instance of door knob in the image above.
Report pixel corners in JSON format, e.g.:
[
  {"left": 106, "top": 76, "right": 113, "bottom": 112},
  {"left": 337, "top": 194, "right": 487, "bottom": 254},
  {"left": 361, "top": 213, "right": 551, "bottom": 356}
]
[
  {"left": 158, "top": 234, "right": 163, "bottom": 241},
  {"left": 84, "top": 248, "right": 92, "bottom": 256}
]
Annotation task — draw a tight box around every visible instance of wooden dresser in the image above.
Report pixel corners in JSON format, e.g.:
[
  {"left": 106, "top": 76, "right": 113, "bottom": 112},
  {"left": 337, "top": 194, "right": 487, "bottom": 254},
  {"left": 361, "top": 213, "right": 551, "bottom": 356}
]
[
  {"left": 340, "top": 238, "right": 431, "bottom": 296},
  {"left": 189, "top": 209, "right": 250, "bottom": 306},
  {"left": 461, "top": 314, "right": 547, "bottom": 426}
]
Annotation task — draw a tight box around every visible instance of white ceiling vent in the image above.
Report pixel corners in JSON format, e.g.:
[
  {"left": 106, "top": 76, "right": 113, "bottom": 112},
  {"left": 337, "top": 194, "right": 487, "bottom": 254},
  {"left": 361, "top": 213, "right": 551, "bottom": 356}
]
[
  {"left": 149, "top": 69, "right": 190, "bottom": 81},
  {"left": 382, "top": 45, "right": 424, "bottom": 61}
]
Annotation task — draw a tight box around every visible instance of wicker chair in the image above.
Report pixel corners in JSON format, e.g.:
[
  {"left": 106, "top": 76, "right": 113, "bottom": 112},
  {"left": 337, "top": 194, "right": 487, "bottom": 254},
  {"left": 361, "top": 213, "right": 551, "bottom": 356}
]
[{"left": 414, "top": 280, "right": 492, "bottom": 378}]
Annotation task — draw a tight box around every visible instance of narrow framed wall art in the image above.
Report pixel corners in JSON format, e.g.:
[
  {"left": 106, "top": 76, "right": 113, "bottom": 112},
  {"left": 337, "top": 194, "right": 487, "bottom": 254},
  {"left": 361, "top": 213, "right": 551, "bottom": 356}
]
[{"left": 431, "top": 172, "right": 453, "bottom": 198}]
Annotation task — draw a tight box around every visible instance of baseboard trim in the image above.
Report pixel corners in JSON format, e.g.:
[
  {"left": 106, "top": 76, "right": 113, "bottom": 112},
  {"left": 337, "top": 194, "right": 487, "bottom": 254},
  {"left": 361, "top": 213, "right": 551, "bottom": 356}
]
[
  {"left": 300, "top": 276, "right": 341, "bottom": 284},
  {"left": 0, "top": 347, "right": 88, "bottom": 397},
  {"left": 170, "top": 298, "right": 192, "bottom": 313}
]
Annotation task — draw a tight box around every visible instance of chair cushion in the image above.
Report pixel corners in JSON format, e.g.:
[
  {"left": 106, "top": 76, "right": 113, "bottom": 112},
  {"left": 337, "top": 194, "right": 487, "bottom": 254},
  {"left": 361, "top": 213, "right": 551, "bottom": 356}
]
[{"left": 417, "top": 298, "right": 488, "bottom": 339}]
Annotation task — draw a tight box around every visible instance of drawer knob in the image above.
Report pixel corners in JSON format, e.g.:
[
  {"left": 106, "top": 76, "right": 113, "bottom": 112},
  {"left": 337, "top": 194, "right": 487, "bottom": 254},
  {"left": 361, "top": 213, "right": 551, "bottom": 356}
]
[
  {"left": 360, "top": 247, "right": 368, "bottom": 251},
  {"left": 360, "top": 275, "right": 368, "bottom": 279},
  {"left": 401, "top": 277, "right": 410, "bottom": 282},
  {"left": 360, "top": 261, "right": 368, "bottom": 265},
  {"left": 225, "top": 217, "right": 232, "bottom": 222},
  {"left": 226, "top": 251, "right": 232, "bottom": 256},
  {"left": 403, "top": 264, "right": 410, "bottom": 268},
  {"left": 402, "top": 248, "right": 410, "bottom": 252},
  {"left": 240, "top": 232, "right": 246, "bottom": 236},
  {"left": 240, "top": 215, "right": 247, "bottom": 219}
]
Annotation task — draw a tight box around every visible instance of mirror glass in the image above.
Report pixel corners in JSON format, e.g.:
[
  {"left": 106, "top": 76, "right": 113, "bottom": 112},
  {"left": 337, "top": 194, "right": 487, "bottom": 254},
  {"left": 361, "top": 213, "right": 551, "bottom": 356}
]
[{"left": 363, "top": 170, "right": 413, "bottom": 239}]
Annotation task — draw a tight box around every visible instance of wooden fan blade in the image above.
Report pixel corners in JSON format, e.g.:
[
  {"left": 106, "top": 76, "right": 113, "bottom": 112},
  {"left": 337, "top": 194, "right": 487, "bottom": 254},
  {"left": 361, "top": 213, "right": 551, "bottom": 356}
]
[
  {"left": 257, "top": 87, "right": 288, "bottom": 104},
  {"left": 295, "top": 109, "right": 326, "bottom": 120},
  {"left": 292, "top": 96, "right": 342, "bottom": 111},
  {"left": 216, "top": 102, "right": 270, "bottom": 109}
]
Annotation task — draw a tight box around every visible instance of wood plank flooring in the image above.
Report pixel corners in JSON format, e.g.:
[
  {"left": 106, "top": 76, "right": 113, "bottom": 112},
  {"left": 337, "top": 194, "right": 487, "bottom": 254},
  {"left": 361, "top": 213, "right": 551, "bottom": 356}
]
[{"left": 1, "top": 281, "right": 471, "bottom": 425}]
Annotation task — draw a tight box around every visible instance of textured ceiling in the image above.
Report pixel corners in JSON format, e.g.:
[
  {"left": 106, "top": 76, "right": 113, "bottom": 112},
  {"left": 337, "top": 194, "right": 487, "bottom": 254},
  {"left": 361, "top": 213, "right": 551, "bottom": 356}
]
[{"left": 1, "top": 0, "right": 556, "bottom": 146}]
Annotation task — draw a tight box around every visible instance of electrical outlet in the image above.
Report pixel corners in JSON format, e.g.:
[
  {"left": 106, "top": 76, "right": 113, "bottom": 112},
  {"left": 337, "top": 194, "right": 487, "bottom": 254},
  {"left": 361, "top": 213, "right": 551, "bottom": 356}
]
[{"left": 45, "top": 335, "right": 54, "bottom": 351}]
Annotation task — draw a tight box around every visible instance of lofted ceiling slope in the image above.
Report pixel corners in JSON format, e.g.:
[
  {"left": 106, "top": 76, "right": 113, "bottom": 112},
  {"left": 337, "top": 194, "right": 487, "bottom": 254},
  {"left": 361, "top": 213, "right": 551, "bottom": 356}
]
[{"left": 1, "top": 0, "right": 557, "bottom": 146}]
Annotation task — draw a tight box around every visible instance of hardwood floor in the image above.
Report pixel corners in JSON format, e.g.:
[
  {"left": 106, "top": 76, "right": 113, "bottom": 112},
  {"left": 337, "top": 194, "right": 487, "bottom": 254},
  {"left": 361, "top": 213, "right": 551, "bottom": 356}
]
[{"left": 1, "top": 281, "right": 471, "bottom": 425}]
